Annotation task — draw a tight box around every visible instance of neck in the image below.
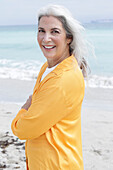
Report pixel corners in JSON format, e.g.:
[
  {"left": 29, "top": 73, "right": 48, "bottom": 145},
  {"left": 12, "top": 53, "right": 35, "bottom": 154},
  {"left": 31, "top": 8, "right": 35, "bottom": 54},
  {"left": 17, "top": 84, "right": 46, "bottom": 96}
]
[{"left": 47, "top": 53, "right": 70, "bottom": 68}]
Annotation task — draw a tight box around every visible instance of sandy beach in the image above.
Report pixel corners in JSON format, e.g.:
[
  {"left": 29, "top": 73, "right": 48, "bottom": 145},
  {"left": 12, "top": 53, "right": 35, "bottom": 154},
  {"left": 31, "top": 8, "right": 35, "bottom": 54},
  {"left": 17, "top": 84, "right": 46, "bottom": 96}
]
[{"left": 0, "top": 78, "right": 113, "bottom": 170}]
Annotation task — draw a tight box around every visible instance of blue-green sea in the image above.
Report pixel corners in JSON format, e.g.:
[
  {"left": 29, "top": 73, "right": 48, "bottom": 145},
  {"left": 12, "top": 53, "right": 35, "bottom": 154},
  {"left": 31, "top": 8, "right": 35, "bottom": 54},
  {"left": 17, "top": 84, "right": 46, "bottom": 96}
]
[{"left": 0, "top": 23, "right": 113, "bottom": 88}]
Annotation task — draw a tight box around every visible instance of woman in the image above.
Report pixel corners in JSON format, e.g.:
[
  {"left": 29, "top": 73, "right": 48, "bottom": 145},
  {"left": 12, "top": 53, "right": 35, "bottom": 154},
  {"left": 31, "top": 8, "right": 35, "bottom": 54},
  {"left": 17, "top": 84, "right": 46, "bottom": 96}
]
[{"left": 11, "top": 4, "right": 90, "bottom": 170}]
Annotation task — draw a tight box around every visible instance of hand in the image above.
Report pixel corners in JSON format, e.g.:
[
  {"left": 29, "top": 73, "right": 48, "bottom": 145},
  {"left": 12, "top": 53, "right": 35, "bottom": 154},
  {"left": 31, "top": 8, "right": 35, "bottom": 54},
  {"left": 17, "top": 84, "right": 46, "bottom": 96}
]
[{"left": 21, "top": 95, "right": 32, "bottom": 110}]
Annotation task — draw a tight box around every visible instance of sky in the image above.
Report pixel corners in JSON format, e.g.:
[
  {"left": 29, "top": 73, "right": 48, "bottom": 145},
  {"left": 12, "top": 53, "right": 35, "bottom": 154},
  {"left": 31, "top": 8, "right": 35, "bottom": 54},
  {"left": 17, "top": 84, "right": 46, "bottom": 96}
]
[{"left": 0, "top": 0, "right": 113, "bottom": 25}]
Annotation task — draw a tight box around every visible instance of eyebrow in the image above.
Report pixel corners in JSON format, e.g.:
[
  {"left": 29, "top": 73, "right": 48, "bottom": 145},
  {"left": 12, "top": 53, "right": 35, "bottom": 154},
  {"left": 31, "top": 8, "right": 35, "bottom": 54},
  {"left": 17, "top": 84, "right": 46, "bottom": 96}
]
[
  {"left": 38, "top": 27, "right": 44, "bottom": 30},
  {"left": 38, "top": 27, "right": 61, "bottom": 31},
  {"left": 51, "top": 28, "right": 61, "bottom": 31}
]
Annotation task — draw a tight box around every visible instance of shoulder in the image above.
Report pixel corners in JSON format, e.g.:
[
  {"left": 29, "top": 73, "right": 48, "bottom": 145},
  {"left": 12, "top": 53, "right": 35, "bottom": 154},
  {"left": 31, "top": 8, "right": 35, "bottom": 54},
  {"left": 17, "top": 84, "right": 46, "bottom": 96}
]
[
  {"left": 52, "top": 55, "right": 85, "bottom": 88},
  {"left": 60, "top": 66, "right": 85, "bottom": 93},
  {"left": 53, "top": 63, "right": 85, "bottom": 90},
  {"left": 52, "top": 67, "right": 85, "bottom": 109}
]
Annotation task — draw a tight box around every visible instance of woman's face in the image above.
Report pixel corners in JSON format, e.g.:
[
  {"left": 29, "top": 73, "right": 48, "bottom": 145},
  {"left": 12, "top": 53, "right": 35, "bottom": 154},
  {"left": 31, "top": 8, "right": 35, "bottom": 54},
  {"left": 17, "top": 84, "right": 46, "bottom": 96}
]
[{"left": 37, "top": 16, "right": 71, "bottom": 67}]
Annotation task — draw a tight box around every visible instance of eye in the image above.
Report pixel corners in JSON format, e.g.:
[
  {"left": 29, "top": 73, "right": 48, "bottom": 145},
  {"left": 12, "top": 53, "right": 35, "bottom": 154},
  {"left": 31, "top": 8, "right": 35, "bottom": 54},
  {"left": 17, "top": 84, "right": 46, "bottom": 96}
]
[
  {"left": 38, "top": 29, "right": 45, "bottom": 33},
  {"left": 51, "top": 30, "right": 60, "bottom": 34}
]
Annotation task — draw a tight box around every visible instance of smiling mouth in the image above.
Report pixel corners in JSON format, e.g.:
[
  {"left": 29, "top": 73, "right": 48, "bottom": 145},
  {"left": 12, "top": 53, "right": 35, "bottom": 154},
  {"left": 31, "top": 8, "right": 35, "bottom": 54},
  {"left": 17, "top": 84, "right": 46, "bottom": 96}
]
[{"left": 43, "top": 45, "right": 56, "bottom": 49}]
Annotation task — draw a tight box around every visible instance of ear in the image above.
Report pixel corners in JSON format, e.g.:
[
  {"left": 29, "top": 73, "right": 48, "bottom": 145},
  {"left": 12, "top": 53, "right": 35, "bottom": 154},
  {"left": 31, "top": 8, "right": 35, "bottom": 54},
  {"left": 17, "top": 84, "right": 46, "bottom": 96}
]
[{"left": 67, "top": 38, "right": 72, "bottom": 45}]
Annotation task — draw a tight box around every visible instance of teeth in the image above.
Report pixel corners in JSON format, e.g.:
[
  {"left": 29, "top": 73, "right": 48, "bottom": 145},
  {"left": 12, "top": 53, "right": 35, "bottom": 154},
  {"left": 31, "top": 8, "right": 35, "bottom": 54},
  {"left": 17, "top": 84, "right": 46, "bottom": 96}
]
[{"left": 44, "top": 46, "right": 55, "bottom": 49}]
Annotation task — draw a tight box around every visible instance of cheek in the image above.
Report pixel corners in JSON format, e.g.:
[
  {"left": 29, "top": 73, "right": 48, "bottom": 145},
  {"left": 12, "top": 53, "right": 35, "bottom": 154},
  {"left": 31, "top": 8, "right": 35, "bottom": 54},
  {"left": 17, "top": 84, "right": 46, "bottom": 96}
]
[
  {"left": 53, "top": 37, "right": 63, "bottom": 46},
  {"left": 57, "top": 35, "right": 67, "bottom": 45}
]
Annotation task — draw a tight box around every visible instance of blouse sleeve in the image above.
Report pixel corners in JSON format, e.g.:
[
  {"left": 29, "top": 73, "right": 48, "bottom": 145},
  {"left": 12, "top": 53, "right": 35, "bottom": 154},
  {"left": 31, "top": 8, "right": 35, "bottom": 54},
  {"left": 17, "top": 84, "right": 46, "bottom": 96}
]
[
  {"left": 11, "top": 77, "right": 69, "bottom": 140},
  {"left": 11, "top": 72, "right": 84, "bottom": 140}
]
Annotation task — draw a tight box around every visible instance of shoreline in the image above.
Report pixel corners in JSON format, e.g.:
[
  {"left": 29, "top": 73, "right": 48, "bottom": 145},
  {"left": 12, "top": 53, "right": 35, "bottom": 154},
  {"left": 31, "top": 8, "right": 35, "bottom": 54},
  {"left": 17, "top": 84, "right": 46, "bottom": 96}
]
[{"left": 0, "top": 77, "right": 113, "bottom": 103}]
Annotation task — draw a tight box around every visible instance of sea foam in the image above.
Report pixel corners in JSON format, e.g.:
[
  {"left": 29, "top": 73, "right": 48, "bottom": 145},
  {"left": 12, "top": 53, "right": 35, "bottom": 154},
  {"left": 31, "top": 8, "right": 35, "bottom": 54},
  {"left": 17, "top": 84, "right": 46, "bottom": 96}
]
[{"left": 0, "top": 59, "right": 113, "bottom": 89}]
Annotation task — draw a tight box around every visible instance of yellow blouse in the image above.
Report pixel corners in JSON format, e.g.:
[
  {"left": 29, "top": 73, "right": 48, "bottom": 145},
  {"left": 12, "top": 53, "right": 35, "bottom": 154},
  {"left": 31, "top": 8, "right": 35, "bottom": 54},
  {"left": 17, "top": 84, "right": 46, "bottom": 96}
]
[{"left": 11, "top": 55, "right": 85, "bottom": 170}]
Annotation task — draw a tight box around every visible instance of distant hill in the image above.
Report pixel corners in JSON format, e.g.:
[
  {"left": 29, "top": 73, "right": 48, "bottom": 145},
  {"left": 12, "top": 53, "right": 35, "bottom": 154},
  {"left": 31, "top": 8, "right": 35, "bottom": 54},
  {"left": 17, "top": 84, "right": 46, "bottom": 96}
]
[{"left": 91, "top": 19, "right": 113, "bottom": 23}]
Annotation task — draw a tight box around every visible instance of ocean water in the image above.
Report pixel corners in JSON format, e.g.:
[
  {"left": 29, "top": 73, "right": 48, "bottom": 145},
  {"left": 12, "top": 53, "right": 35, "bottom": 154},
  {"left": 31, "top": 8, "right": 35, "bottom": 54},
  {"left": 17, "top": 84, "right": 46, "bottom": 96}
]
[{"left": 0, "top": 23, "right": 113, "bottom": 88}]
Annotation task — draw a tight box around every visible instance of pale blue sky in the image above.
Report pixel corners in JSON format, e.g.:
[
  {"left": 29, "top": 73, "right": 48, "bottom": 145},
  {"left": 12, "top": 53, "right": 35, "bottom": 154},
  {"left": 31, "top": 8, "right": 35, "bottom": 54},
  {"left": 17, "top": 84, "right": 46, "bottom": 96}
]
[{"left": 0, "top": 0, "right": 113, "bottom": 25}]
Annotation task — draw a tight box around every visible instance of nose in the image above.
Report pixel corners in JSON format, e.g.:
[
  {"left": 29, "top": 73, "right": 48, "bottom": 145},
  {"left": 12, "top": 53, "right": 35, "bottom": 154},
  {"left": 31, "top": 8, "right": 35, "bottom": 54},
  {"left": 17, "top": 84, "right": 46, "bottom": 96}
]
[{"left": 43, "top": 33, "right": 51, "bottom": 43}]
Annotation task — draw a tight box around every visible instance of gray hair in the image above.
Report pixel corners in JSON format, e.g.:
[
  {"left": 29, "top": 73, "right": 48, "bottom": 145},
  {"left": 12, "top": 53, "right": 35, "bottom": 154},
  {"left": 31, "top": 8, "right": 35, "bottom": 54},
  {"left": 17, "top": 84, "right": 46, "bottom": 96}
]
[{"left": 38, "top": 4, "right": 94, "bottom": 77}]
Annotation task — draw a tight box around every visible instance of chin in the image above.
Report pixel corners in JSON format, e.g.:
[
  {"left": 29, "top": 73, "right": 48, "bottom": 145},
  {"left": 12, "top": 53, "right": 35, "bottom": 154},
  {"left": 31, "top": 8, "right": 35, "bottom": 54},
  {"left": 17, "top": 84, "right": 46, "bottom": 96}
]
[{"left": 44, "top": 54, "right": 55, "bottom": 59}]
